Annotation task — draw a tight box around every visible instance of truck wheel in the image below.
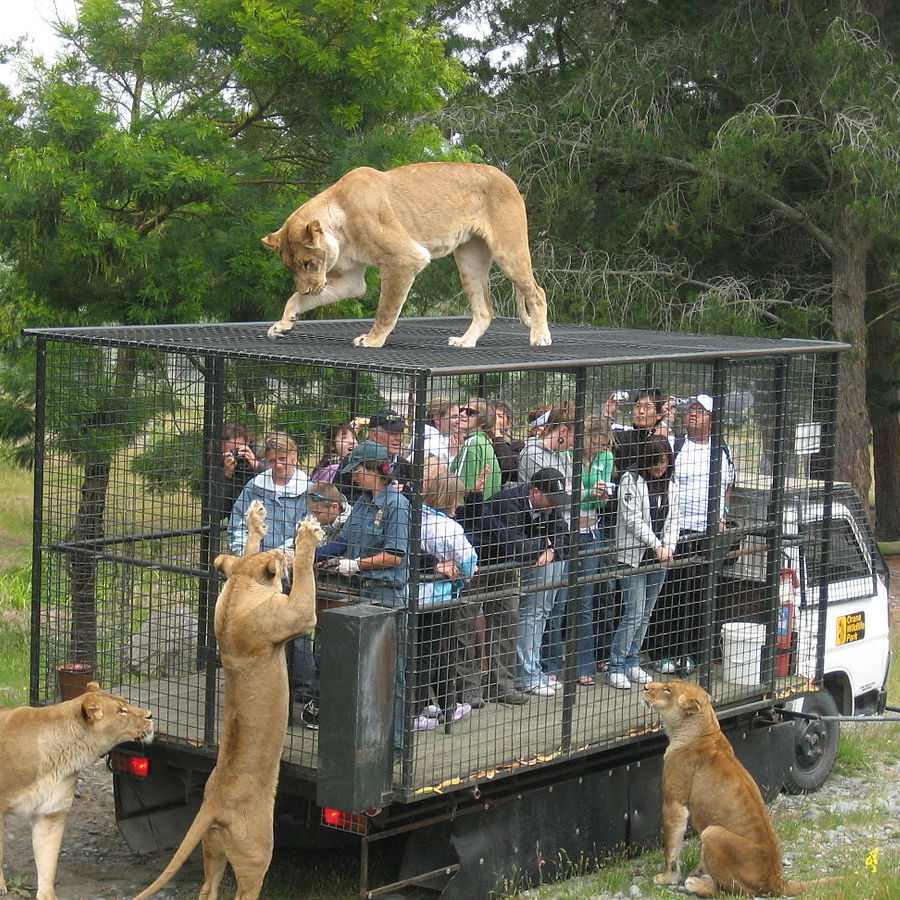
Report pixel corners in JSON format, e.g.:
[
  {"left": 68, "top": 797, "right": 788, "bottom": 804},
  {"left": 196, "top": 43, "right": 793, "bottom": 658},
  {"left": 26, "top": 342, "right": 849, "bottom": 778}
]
[{"left": 782, "top": 691, "right": 840, "bottom": 794}]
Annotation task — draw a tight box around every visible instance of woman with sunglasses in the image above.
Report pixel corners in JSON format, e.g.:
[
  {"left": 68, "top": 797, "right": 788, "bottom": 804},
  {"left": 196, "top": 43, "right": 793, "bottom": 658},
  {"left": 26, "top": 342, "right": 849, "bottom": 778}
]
[{"left": 450, "top": 398, "right": 502, "bottom": 500}]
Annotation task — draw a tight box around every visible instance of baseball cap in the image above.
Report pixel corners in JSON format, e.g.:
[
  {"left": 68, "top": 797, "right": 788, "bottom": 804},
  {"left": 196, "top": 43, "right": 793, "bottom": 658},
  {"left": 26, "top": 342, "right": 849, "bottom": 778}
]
[
  {"left": 340, "top": 440, "right": 391, "bottom": 473},
  {"left": 367, "top": 408, "right": 406, "bottom": 433},
  {"left": 689, "top": 394, "right": 714, "bottom": 413},
  {"left": 529, "top": 467, "right": 572, "bottom": 507}
]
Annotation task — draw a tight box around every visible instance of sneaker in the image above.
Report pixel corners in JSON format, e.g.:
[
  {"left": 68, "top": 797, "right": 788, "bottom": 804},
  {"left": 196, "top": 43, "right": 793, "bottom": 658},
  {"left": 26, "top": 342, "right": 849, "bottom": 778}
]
[
  {"left": 607, "top": 672, "right": 632, "bottom": 690},
  {"left": 526, "top": 683, "right": 557, "bottom": 697},
  {"left": 423, "top": 703, "right": 442, "bottom": 718},
  {"left": 680, "top": 656, "right": 697, "bottom": 674},
  {"left": 626, "top": 666, "right": 652, "bottom": 684},
  {"left": 449, "top": 702, "right": 472, "bottom": 722},
  {"left": 655, "top": 659, "right": 678, "bottom": 675},
  {"left": 413, "top": 714, "right": 438, "bottom": 731},
  {"left": 300, "top": 699, "right": 319, "bottom": 730},
  {"left": 492, "top": 690, "right": 530, "bottom": 706}
]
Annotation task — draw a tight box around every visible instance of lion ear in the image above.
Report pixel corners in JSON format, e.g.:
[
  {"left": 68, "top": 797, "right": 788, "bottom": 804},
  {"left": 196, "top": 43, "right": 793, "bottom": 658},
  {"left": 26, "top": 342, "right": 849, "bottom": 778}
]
[
  {"left": 215, "top": 554, "right": 237, "bottom": 577},
  {"left": 266, "top": 556, "right": 282, "bottom": 579},
  {"left": 81, "top": 695, "right": 104, "bottom": 722},
  {"left": 86, "top": 681, "right": 101, "bottom": 692},
  {"left": 302, "top": 220, "right": 324, "bottom": 248},
  {"left": 678, "top": 695, "right": 703, "bottom": 715},
  {"left": 261, "top": 231, "right": 281, "bottom": 251}
]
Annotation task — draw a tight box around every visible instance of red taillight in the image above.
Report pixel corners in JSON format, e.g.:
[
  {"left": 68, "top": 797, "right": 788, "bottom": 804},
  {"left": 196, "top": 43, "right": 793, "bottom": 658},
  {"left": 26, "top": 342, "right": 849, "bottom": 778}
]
[
  {"left": 108, "top": 751, "right": 151, "bottom": 777},
  {"left": 321, "top": 807, "right": 367, "bottom": 833}
]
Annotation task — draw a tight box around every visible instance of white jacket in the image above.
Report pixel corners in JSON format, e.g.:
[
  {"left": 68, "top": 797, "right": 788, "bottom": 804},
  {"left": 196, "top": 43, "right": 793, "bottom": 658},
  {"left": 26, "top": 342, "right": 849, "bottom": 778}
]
[{"left": 615, "top": 470, "right": 681, "bottom": 569}]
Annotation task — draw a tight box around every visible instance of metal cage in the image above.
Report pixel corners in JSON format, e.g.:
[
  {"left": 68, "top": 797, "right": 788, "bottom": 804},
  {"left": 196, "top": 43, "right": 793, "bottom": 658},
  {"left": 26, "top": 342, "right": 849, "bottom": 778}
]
[{"left": 26, "top": 317, "right": 846, "bottom": 807}]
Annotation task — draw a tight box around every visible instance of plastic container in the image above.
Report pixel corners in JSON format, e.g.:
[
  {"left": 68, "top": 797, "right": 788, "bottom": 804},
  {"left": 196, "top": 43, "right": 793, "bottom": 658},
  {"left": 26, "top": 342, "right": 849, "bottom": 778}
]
[{"left": 721, "top": 622, "right": 766, "bottom": 685}]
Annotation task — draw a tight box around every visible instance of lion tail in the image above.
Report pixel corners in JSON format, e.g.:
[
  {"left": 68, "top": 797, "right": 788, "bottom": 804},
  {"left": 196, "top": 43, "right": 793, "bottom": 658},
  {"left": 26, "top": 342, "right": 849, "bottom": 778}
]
[
  {"left": 131, "top": 806, "right": 216, "bottom": 900},
  {"left": 781, "top": 876, "right": 844, "bottom": 896}
]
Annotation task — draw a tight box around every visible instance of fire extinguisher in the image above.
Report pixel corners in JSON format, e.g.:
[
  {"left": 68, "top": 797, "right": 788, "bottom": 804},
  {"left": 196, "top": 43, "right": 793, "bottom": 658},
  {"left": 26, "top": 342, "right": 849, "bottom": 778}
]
[{"left": 776, "top": 568, "right": 799, "bottom": 676}]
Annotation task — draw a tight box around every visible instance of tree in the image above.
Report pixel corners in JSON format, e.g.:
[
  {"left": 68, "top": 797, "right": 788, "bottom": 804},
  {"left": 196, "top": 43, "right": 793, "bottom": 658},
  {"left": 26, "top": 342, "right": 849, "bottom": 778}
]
[
  {"left": 443, "top": 1, "right": 900, "bottom": 531},
  {"left": 0, "top": 0, "right": 467, "bottom": 327}
]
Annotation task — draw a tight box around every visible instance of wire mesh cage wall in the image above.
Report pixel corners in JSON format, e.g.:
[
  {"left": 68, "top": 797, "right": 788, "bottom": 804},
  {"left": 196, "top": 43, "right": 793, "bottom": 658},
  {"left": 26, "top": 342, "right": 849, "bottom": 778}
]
[{"left": 27, "top": 318, "right": 844, "bottom": 804}]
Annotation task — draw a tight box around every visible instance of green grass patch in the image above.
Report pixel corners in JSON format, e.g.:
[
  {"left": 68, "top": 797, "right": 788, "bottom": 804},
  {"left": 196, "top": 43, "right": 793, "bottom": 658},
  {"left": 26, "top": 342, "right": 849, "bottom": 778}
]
[{"left": 0, "top": 567, "right": 30, "bottom": 707}]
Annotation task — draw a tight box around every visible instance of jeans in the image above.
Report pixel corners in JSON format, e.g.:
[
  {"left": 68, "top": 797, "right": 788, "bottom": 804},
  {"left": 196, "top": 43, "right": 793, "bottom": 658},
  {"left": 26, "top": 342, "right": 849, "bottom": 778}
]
[
  {"left": 516, "top": 560, "right": 566, "bottom": 691},
  {"left": 292, "top": 631, "right": 319, "bottom": 699},
  {"left": 610, "top": 568, "right": 667, "bottom": 675},
  {"left": 572, "top": 531, "right": 616, "bottom": 678}
]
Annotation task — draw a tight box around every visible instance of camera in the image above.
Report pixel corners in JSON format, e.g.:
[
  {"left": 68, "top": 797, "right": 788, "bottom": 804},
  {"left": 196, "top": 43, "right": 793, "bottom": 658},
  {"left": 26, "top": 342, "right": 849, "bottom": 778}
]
[
  {"left": 611, "top": 390, "right": 630, "bottom": 402},
  {"left": 604, "top": 482, "right": 617, "bottom": 497}
]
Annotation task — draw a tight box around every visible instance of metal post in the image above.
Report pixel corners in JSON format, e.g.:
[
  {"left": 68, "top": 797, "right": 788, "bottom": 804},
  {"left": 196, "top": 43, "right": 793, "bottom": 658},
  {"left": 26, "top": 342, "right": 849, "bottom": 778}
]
[{"left": 29, "top": 337, "right": 48, "bottom": 704}]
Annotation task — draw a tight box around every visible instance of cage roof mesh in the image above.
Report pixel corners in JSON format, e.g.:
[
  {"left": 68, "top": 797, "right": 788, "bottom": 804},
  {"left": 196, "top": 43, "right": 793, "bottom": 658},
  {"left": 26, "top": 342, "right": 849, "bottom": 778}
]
[{"left": 24, "top": 317, "right": 846, "bottom": 375}]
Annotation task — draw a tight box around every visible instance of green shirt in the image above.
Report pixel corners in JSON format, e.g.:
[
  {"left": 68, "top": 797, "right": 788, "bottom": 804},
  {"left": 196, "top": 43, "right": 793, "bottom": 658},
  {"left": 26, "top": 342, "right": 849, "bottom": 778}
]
[
  {"left": 580, "top": 449, "right": 614, "bottom": 514},
  {"left": 451, "top": 430, "right": 502, "bottom": 499}
]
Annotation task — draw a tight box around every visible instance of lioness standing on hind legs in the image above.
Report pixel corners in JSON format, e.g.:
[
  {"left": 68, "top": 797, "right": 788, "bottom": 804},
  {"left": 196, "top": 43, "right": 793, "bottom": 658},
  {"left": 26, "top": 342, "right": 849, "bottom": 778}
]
[
  {"left": 645, "top": 680, "right": 839, "bottom": 897},
  {"left": 262, "top": 161, "right": 552, "bottom": 349},
  {"left": 133, "top": 500, "right": 320, "bottom": 900}
]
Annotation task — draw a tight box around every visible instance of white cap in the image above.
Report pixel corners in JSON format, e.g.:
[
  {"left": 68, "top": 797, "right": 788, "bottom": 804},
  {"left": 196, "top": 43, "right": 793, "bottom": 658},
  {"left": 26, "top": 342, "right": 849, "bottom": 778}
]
[{"left": 689, "top": 393, "right": 714, "bottom": 412}]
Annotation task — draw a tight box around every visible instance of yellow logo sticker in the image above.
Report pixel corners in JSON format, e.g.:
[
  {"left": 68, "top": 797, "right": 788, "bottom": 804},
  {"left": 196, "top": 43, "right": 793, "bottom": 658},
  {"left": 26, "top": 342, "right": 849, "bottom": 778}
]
[{"left": 836, "top": 612, "right": 865, "bottom": 645}]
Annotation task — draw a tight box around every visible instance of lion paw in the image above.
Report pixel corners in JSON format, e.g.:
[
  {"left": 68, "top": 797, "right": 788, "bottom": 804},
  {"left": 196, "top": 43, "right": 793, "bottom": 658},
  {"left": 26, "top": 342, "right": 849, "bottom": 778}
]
[
  {"left": 246, "top": 500, "right": 268, "bottom": 536},
  {"left": 296, "top": 515, "right": 325, "bottom": 548},
  {"left": 529, "top": 331, "right": 552, "bottom": 347},
  {"left": 683, "top": 875, "right": 716, "bottom": 896},
  {"left": 353, "top": 332, "right": 387, "bottom": 348},
  {"left": 448, "top": 335, "right": 477, "bottom": 348},
  {"left": 653, "top": 871, "right": 680, "bottom": 886},
  {"left": 267, "top": 322, "right": 293, "bottom": 339}
]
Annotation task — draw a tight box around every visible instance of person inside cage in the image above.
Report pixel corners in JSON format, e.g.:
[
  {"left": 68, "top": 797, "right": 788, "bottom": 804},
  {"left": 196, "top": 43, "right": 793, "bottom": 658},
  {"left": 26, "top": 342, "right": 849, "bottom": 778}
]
[
  {"left": 219, "top": 420, "right": 264, "bottom": 519},
  {"left": 647, "top": 394, "right": 736, "bottom": 677},
  {"left": 611, "top": 387, "right": 672, "bottom": 474},
  {"left": 473, "top": 467, "right": 571, "bottom": 698},
  {"left": 292, "top": 481, "right": 351, "bottom": 731},
  {"left": 517, "top": 401, "right": 575, "bottom": 685},
  {"left": 228, "top": 431, "right": 309, "bottom": 561},
  {"left": 608, "top": 434, "right": 681, "bottom": 690},
  {"left": 450, "top": 398, "right": 502, "bottom": 500},
  {"left": 486, "top": 398, "right": 524, "bottom": 486},
  {"left": 315, "top": 439, "right": 411, "bottom": 748},
  {"left": 310, "top": 421, "right": 358, "bottom": 483},
  {"left": 333, "top": 408, "right": 412, "bottom": 501},
  {"left": 572, "top": 415, "right": 617, "bottom": 685},
  {"left": 411, "top": 469, "right": 478, "bottom": 731},
  {"left": 412, "top": 397, "right": 465, "bottom": 463}
]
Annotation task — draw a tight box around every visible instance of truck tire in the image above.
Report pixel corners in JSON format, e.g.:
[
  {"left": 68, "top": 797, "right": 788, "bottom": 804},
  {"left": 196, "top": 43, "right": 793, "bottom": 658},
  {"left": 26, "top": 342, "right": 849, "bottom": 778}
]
[{"left": 782, "top": 690, "right": 840, "bottom": 794}]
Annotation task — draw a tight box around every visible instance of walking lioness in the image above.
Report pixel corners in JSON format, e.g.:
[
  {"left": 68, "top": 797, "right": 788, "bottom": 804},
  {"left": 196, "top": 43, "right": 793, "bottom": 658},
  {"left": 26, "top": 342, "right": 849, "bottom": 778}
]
[
  {"left": 262, "top": 161, "right": 552, "bottom": 348},
  {"left": 0, "top": 684, "right": 153, "bottom": 900},
  {"left": 133, "top": 501, "right": 319, "bottom": 900},
  {"left": 645, "top": 680, "right": 837, "bottom": 897}
]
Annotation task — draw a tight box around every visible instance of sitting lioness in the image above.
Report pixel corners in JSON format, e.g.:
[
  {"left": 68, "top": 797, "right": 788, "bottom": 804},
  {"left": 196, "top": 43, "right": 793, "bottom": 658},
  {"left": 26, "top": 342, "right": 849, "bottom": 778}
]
[
  {"left": 262, "top": 161, "right": 552, "bottom": 349},
  {"left": 133, "top": 501, "right": 320, "bottom": 900},
  {"left": 645, "top": 680, "right": 836, "bottom": 897},
  {"left": 0, "top": 683, "right": 153, "bottom": 900}
]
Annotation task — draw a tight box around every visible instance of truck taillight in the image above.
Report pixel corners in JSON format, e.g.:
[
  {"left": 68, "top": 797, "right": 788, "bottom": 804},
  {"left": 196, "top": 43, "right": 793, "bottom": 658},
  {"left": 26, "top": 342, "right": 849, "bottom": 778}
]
[
  {"left": 108, "top": 751, "right": 151, "bottom": 777},
  {"left": 321, "top": 807, "right": 368, "bottom": 834}
]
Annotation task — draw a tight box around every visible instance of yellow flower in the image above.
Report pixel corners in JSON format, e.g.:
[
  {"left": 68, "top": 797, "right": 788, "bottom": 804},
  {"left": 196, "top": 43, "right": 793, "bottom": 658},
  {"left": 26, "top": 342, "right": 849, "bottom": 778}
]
[{"left": 864, "top": 848, "right": 879, "bottom": 874}]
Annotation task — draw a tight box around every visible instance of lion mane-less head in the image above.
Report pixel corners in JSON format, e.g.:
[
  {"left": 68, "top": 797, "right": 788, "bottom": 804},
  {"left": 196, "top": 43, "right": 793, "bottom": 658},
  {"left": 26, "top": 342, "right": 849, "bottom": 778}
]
[
  {"left": 214, "top": 549, "right": 285, "bottom": 587},
  {"left": 79, "top": 681, "right": 154, "bottom": 744},
  {"left": 262, "top": 220, "right": 329, "bottom": 296}
]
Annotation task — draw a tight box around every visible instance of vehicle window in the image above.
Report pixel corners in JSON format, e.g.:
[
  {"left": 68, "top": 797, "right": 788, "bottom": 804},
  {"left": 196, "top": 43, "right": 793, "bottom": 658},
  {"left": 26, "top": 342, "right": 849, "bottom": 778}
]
[{"left": 801, "top": 518, "right": 869, "bottom": 588}]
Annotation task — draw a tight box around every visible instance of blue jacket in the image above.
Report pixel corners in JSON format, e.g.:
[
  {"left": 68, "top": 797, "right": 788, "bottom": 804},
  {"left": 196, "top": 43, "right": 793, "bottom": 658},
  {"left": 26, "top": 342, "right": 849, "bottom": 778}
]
[{"left": 228, "top": 469, "right": 309, "bottom": 555}]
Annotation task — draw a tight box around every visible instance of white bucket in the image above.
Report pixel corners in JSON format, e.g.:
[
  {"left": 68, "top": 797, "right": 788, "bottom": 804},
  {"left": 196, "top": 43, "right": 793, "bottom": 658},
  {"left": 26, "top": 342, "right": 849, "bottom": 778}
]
[{"left": 721, "top": 621, "right": 766, "bottom": 685}]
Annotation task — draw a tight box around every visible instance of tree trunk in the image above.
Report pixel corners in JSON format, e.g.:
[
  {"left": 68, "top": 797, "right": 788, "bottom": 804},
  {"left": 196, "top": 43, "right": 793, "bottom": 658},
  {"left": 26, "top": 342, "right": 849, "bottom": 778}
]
[
  {"left": 831, "top": 220, "right": 872, "bottom": 508},
  {"left": 867, "top": 255, "right": 900, "bottom": 541},
  {"left": 67, "top": 458, "right": 111, "bottom": 667}
]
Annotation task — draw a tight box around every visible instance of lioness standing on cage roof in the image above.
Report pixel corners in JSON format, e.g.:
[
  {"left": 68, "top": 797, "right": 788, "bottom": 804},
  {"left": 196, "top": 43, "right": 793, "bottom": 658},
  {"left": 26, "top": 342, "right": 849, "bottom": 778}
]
[{"left": 261, "top": 162, "right": 552, "bottom": 349}]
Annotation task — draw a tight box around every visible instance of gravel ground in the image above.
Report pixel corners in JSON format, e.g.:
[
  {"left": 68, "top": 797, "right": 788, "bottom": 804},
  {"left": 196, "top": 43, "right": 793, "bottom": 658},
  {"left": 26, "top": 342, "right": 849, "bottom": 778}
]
[{"left": 2, "top": 558, "right": 898, "bottom": 899}]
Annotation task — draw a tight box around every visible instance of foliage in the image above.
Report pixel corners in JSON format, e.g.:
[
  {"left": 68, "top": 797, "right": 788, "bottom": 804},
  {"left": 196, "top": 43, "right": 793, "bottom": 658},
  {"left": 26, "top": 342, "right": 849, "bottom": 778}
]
[{"left": 0, "top": 0, "right": 468, "bottom": 329}]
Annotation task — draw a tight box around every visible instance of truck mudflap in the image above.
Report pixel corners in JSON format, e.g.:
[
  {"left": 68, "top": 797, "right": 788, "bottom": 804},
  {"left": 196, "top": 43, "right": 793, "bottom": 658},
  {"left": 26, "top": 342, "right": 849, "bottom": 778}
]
[{"left": 392, "top": 718, "right": 794, "bottom": 898}]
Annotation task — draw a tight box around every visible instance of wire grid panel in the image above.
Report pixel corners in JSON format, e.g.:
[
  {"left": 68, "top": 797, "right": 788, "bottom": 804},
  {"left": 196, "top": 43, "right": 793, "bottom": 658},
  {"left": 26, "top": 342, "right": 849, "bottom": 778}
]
[{"left": 30, "top": 325, "right": 839, "bottom": 800}]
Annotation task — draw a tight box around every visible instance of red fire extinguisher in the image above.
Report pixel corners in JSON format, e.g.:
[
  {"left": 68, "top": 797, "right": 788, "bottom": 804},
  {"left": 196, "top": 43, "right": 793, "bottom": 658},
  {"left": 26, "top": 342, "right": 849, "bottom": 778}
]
[{"left": 776, "top": 568, "right": 799, "bottom": 676}]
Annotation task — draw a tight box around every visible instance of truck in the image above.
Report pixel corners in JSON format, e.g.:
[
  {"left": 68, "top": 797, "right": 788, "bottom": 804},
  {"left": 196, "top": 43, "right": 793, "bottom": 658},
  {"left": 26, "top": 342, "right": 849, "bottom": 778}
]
[{"left": 25, "top": 318, "right": 891, "bottom": 897}]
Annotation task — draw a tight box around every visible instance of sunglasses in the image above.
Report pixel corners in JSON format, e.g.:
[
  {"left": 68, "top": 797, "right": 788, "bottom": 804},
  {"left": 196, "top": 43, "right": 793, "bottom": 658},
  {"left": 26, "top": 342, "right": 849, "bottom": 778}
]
[{"left": 306, "top": 493, "right": 337, "bottom": 504}]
